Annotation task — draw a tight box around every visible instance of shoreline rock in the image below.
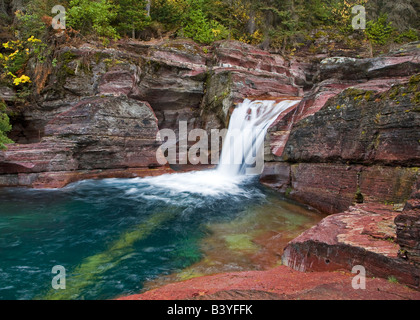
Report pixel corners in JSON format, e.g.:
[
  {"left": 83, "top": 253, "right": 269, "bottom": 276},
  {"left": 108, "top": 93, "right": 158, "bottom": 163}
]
[
  {"left": 282, "top": 203, "right": 420, "bottom": 289},
  {"left": 117, "top": 265, "right": 420, "bottom": 300}
]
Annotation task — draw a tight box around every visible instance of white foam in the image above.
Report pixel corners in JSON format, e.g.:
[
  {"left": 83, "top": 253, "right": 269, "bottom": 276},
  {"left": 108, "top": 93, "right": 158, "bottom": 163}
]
[{"left": 140, "top": 170, "right": 252, "bottom": 197}]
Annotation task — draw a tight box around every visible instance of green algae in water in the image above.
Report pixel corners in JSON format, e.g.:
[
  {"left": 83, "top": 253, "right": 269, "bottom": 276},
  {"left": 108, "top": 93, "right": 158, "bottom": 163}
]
[
  {"left": 223, "top": 234, "right": 260, "bottom": 253},
  {"left": 39, "top": 210, "right": 176, "bottom": 300}
]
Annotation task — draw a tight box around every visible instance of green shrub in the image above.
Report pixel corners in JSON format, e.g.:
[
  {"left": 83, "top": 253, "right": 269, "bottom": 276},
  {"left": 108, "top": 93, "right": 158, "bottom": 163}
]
[
  {"left": 0, "top": 37, "right": 47, "bottom": 88},
  {"left": 0, "top": 101, "right": 13, "bottom": 150},
  {"left": 14, "top": 6, "right": 47, "bottom": 40},
  {"left": 181, "top": 7, "right": 229, "bottom": 44},
  {"left": 394, "top": 28, "right": 419, "bottom": 44},
  {"left": 67, "top": 0, "right": 119, "bottom": 39},
  {"left": 365, "top": 15, "right": 393, "bottom": 45}
]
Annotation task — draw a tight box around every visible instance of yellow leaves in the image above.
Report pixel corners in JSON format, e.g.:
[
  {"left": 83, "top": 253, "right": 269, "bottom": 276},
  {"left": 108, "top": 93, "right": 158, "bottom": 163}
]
[
  {"left": 2, "top": 39, "right": 23, "bottom": 50},
  {"left": 239, "top": 30, "right": 263, "bottom": 45},
  {"left": 0, "top": 36, "right": 39, "bottom": 87},
  {"left": 27, "top": 36, "right": 42, "bottom": 43},
  {"left": 211, "top": 28, "right": 221, "bottom": 37},
  {"left": 332, "top": 0, "right": 368, "bottom": 23},
  {"left": 165, "top": 0, "right": 188, "bottom": 11},
  {"left": 8, "top": 50, "right": 19, "bottom": 61},
  {"left": 6, "top": 72, "right": 31, "bottom": 86},
  {"left": 14, "top": 10, "right": 24, "bottom": 19},
  {"left": 12, "top": 75, "right": 31, "bottom": 86}
]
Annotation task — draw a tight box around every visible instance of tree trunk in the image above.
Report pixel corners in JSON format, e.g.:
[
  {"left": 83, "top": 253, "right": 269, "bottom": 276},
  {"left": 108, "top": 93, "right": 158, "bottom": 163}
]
[
  {"left": 246, "top": 12, "right": 256, "bottom": 35},
  {"left": 145, "top": 0, "right": 151, "bottom": 17},
  {"left": 368, "top": 40, "right": 373, "bottom": 58}
]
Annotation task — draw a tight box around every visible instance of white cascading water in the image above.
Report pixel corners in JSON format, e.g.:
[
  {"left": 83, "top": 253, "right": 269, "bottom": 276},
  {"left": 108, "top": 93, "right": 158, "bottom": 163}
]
[
  {"left": 217, "top": 99, "right": 301, "bottom": 177},
  {"left": 131, "top": 99, "right": 300, "bottom": 197}
]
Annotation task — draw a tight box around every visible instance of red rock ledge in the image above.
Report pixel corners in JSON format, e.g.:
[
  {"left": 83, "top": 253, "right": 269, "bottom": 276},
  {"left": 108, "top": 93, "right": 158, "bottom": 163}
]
[
  {"left": 117, "top": 265, "right": 420, "bottom": 300},
  {"left": 282, "top": 203, "right": 420, "bottom": 289}
]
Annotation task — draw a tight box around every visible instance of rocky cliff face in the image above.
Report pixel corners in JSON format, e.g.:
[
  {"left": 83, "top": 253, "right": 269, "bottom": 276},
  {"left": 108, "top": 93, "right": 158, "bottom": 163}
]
[
  {"left": 395, "top": 181, "right": 420, "bottom": 266},
  {"left": 264, "top": 83, "right": 420, "bottom": 215},
  {"left": 0, "top": 96, "right": 171, "bottom": 188},
  {"left": 261, "top": 42, "right": 420, "bottom": 288},
  {"left": 0, "top": 39, "right": 300, "bottom": 187}
]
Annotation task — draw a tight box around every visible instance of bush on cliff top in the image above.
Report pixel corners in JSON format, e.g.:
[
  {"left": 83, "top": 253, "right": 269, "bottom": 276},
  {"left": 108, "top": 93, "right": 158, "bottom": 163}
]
[
  {"left": 180, "top": 2, "right": 230, "bottom": 44},
  {"left": 2, "top": 0, "right": 418, "bottom": 49}
]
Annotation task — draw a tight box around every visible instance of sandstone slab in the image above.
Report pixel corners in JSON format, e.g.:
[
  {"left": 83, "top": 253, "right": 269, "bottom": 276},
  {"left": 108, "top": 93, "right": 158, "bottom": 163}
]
[{"left": 282, "top": 203, "right": 420, "bottom": 289}]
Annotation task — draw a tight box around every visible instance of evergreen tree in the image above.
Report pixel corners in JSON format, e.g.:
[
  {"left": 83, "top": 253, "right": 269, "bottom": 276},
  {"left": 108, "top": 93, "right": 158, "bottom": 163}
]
[
  {"left": 181, "top": 1, "right": 230, "bottom": 44},
  {"left": 67, "top": 0, "right": 119, "bottom": 38},
  {"left": 113, "top": 0, "right": 151, "bottom": 38}
]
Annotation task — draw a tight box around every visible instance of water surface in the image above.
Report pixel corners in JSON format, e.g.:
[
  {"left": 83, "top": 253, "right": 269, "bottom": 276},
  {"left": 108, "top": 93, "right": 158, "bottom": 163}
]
[{"left": 0, "top": 171, "right": 323, "bottom": 300}]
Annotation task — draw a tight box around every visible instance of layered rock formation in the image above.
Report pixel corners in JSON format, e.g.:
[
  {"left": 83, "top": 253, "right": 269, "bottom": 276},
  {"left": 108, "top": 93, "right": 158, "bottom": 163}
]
[
  {"left": 282, "top": 203, "right": 419, "bottom": 288},
  {"left": 264, "top": 82, "right": 420, "bottom": 215},
  {"left": 262, "top": 42, "right": 420, "bottom": 289},
  {"left": 395, "top": 181, "right": 420, "bottom": 266},
  {"left": 1, "top": 39, "right": 300, "bottom": 187},
  {"left": 0, "top": 96, "right": 171, "bottom": 188}
]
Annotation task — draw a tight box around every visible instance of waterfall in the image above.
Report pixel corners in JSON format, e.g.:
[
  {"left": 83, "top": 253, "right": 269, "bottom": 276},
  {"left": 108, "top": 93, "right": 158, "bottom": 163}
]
[
  {"left": 217, "top": 99, "right": 300, "bottom": 177},
  {"left": 145, "top": 98, "right": 300, "bottom": 197}
]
